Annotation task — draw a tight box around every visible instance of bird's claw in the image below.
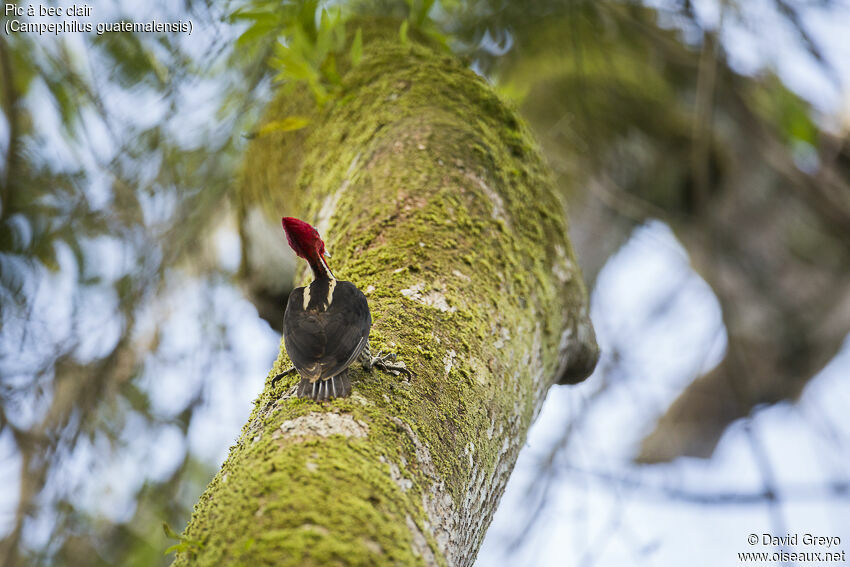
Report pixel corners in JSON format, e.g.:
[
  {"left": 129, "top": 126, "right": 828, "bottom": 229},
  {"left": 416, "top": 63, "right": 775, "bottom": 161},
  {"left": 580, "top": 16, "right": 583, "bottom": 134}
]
[
  {"left": 373, "top": 350, "right": 396, "bottom": 363},
  {"left": 368, "top": 351, "right": 412, "bottom": 378}
]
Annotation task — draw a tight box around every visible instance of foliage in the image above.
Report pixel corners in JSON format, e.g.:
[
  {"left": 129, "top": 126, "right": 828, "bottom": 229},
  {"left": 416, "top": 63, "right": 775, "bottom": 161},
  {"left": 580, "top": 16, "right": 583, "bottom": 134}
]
[{"left": 230, "top": 0, "right": 446, "bottom": 105}]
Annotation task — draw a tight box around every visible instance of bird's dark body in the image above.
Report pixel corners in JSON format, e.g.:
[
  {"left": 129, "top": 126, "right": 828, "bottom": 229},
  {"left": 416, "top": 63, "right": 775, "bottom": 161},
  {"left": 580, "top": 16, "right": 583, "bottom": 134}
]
[{"left": 283, "top": 278, "right": 371, "bottom": 400}]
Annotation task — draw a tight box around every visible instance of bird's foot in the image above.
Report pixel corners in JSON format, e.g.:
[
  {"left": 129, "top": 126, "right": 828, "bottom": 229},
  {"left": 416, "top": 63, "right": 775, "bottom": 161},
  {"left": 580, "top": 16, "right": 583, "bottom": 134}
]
[
  {"left": 271, "top": 366, "right": 297, "bottom": 388},
  {"left": 364, "top": 351, "right": 412, "bottom": 379}
]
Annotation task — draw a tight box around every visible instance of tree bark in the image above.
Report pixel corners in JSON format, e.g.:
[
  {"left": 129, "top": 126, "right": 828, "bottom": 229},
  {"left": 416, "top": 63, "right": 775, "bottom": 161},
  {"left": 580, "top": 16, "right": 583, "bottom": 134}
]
[{"left": 173, "top": 27, "right": 597, "bottom": 567}]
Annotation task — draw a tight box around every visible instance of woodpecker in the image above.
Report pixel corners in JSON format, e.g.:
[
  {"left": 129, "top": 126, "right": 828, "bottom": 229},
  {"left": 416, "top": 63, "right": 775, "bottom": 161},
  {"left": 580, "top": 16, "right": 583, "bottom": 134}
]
[{"left": 273, "top": 217, "right": 410, "bottom": 401}]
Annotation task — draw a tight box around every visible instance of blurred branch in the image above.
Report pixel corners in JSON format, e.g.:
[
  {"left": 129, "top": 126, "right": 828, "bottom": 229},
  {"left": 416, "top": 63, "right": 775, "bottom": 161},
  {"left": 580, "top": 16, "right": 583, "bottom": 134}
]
[
  {"left": 506, "top": 354, "right": 631, "bottom": 553},
  {"left": 589, "top": 172, "right": 669, "bottom": 224},
  {"left": 744, "top": 421, "right": 788, "bottom": 540},
  {"left": 773, "top": 0, "right": 840, "bottom": 87},
  {"left": 0, "top": 36, "right": 18, "bottom": 213},
  {"left": 561, "top": 462, "right": 850, "bottom": 504},
  {"left": 726, "top": 85, "right": 850, "bottom": 246},
  {"left": 690, "top": 29, "right": 717, "bottom": 211}
]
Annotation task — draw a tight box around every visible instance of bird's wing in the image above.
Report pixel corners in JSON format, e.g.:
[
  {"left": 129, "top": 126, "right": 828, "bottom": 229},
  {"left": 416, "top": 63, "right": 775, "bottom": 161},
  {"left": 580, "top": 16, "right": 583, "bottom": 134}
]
[{"left": 283, "top": 282, "right": 371, "bottom": 382}]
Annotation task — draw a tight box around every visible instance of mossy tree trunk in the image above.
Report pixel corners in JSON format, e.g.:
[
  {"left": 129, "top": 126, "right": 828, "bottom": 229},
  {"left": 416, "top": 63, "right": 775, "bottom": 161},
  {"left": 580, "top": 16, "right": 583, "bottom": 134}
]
[{"left": 173, "top": 29, "right": 598, "bottom": 567}]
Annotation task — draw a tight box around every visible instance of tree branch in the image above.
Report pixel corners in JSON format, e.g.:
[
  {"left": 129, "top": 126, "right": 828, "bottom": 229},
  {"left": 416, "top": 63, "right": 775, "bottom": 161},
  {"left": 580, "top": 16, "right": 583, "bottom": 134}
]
[{"left": 173, "top": 24, "right": 597, "bottom": 567}]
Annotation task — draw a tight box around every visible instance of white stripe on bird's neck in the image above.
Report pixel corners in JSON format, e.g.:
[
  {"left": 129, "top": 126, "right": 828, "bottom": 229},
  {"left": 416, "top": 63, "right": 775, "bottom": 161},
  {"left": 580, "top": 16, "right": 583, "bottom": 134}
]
[
  {"left": 318, "top": 255, "right": 335, "bottom": 280},
  {"left": 326, "top": 278, "right": 336, "bottom": 306},
  {"left": 302, "top": 286, "right": 311, "bottom": 310},
  {"left": 303, "top": 255, "right": 337, "bottom": 311}
]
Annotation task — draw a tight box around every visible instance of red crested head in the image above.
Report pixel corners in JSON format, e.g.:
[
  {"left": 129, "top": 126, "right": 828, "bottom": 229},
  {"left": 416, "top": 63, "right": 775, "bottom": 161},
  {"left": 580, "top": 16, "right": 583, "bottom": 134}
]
[{"left": 281, "top": 217, "right": 327, "bottom": 263}]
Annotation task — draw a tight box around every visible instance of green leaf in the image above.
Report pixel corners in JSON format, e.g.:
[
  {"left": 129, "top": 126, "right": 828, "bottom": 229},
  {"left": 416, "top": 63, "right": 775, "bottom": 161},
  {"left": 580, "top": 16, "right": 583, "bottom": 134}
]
[
  {"left": 164, "top": 543, "right": 192, "bottom": 556},
  {"left": 272, "top": 47, "right": 319, "bottom": 83},
  {"left": 421, "top": 0, "right": 436, "bottom": 22},
  {"left": 307, "top": 79, "right": 328, "bottom": 106},
  {"left": 10, "top": 47, "right": 36, "bottom": 95},
  {"left": 229, "top": 9, "right": 278, "bottom": 24},
  {"left": 298, "top": 0, "right": 319, "bottom": 39},
  {"left": 161, "top": 521, "right": 204, "bottom": 554},
  {"left": 162, "top": 522, "right": 181, "bottom": 540},
  {"left": 315, "top": 10, "right": 333, "bottom": 62},
  {"left": 412, "top": 0, "right": 436, "bottom": 26},
  {"left": 331, "top": 10, "right": 346, "bottom": 51},
  {"left": 236, "top": 20, "right": 279, "bottom": 48},
  {"left": 399, "top": 20, "right": 409, "bottom": 45},
  {"left": 256, "top": 116, "right": 311, "bottom": 135},
  {"left": 350, "top": 28, "right": 363, "bottom": 66},
  {"left": 321, "top": 52, "right": 341, "bottom": 85}
]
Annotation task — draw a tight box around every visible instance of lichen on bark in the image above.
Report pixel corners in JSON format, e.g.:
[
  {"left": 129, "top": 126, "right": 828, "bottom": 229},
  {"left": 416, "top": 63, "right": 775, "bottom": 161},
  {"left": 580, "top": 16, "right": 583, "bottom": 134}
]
[{"left": 173, "top": 24, "right": 598, "bottom": 567}]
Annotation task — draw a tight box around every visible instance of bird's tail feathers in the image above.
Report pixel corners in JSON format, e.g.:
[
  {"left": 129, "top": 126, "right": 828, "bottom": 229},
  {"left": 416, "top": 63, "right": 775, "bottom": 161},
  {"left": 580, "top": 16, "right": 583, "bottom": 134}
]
[{"left": 296, "top": 370, "right": 351, "bottom": 401}]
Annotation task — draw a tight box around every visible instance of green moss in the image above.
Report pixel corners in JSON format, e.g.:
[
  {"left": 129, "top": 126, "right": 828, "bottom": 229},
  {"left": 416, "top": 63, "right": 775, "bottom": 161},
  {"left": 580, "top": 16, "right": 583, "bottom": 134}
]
[{"left": 175, "top": 18, "right": 595, "bottom": 567}]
